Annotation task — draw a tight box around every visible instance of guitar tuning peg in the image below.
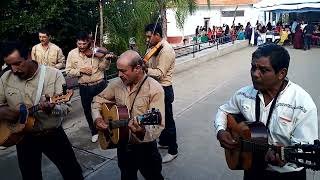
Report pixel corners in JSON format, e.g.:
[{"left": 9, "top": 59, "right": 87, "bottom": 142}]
[
  {"left": 62, "top": 84, "right": 67, "bottom": 95},
  {"left": 45, "top": 95, "right": 50, "bottom": 102}
]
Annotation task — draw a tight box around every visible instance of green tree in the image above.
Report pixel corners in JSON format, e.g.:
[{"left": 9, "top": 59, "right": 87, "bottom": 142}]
[
  {"left": 103, "top": 0, "right": 210, "bottom": 53},
  {"left": 0, "top": 0, "right": 99, "bottom": 55},
  {"left": 103, "top": 0, "right": 157, "bottom": 55}
]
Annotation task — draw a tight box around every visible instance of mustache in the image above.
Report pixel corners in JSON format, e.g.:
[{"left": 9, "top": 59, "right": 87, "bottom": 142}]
[{"left": 13, "top": 72, "right": 23, "bottom": 76}]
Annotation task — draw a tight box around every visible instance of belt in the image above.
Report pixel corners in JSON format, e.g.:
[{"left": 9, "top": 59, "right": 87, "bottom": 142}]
[
  {"left": 29, "top": 128, "right": 58, "bottom": 136},
  {"left": 79, "top": 79, "right": 104, "bottom": 86}
]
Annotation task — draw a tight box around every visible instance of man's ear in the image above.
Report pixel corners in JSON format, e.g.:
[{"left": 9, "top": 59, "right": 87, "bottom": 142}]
[
  {"left": 278, "top": 68, "right": 288, "bottom": 80},
  {"left": 135, "top": 65, "right": 142, "bottom": 72}
]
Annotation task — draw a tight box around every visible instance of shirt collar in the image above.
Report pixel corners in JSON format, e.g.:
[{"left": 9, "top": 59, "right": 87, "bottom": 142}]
[
  {"left": 27, "top": 61, "right": 40, "bottom": 81},
  {"left": 126, "top": 74, "right": 148, "bottom": 94}
]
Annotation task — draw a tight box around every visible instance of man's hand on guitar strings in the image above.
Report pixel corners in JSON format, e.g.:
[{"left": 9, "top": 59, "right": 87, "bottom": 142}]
[
  {"left": 39, "top": 95, "right": 55, "bottom": 114},
  {"left": 217, "top": 130, "right": 238, "bottom": 149},
  {"left": 128, "top": 118, "right": 146, "bottom": 140},
  {"left": 0, "top": 106, "right": 20, "bottom": 123},
  {"left": 265, "top": 148, "right": 286, "bottom": 167},
  {"left": 95, "top": 117, "right": 108, "bottom": 130},
  {"left": 128, "top": 118, "right": 146, "bottom": 133}
]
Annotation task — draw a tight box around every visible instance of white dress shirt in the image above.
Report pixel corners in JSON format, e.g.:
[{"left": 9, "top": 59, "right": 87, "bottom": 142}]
[{"left": 214, "top": 80, "right": 318, "bottom": 172}]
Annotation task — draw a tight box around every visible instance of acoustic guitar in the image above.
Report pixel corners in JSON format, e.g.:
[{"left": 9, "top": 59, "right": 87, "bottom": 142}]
[
  {"left": 98, "top": 104, "right": 161, "bottom": 150},
  {"left": 0, "top": 90, "right": 74, "bottom": 147},
  {"left": 225, "top": 114, "right": 320, "bottom": 171}
]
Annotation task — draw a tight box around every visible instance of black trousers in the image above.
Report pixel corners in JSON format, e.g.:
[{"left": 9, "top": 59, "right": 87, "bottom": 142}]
[
  {"left": 79, "top": 80, "right": 107, "bottom": 135},
  {"left": 304, "top": 34, "right": 312, "bottom": 50},
  {"left": 244, "top": 168, "right": 306, "bottom": 180},
  {"left": 159, "top": 85, "right": 178, "bottom": 155},
  {"left": 16, "top": 126, "right": 83, "bottom": 180},
  {"left": 117, "top": 141, "right": 163, "bottom": 180}
]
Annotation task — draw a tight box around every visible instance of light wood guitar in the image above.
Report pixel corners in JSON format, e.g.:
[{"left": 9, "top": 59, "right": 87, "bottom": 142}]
[
  {"left": 225, "top": 114, "right": 320, "bottom": 171},
  {"left": 98, "top": 104, "right": 161, "bottom": 150},
  {"left": 0, "top": 90, "right": 74, "bottom": 147}
]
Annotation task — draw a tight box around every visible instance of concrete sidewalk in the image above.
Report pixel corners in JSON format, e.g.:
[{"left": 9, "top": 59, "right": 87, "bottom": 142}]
[{"left": 0, "top": 40, "right": 248, "bottom": 180}]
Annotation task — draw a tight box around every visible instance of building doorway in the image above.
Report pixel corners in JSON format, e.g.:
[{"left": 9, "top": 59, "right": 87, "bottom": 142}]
[{"left": 204, "top": 18, "right": 210, "bottom": 30}]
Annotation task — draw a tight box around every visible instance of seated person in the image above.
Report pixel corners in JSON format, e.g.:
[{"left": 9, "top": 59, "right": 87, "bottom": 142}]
[
  {"left": 278, "top": 28, "right": 290, "bottom": 45},
  {"left": 237, "top": 27, "right": 245, "bottom": 40}
]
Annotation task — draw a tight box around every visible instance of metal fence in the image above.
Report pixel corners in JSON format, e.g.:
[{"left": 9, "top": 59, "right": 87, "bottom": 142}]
[
  {"left": 64, "top": 35, "right": 235, "bottom": 88},
  {"left": 174, "top": 35, "right": 234, "bottom": 58}
]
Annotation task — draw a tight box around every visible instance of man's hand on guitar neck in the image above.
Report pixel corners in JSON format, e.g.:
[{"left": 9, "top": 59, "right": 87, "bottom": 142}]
[
  {"left": 128, "top": 118, "right": 146, "bottom": 140},
  {"left": 39, "top": 95, "right": 55, "bottom": 114},
  {"left": 95, "top": 117, "right": 108, "bottom": 130},
  {"left": 0, "top": 106, "right": 20, "bottom": 123},
  {"left": 265, "top": 148, "right": 286, "bottom": 167},
  {"left": 217, "top": 130, "right": 238, "bottom": 149}
]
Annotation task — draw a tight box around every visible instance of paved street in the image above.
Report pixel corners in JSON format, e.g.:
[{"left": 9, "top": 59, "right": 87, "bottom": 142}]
[{"left": 1, "top": 45, "right": 320, "bottom": 180}]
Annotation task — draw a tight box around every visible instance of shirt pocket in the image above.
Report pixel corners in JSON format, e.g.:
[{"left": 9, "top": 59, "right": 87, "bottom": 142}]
[
  {"left": 43, "top": 81, "right": 56, "bottom": 97},
  {"left": 240, "top": 102, "right": 252, "bottom": 121},
  {"left": 271, "top": 109, "right": 294, "bottom": 138},
  {"left": 5, "top": 87, "right": 23, "bottom": 107},
  {"left": 48, "top": 51, "right": 58, "bottom": 65},
  {"left": 133, "top": 96, "right": 149, "bottom": 115}
]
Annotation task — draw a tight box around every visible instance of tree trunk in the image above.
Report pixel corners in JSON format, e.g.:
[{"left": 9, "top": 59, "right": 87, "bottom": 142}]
[
  {"left": 159, "top": 1, "right": 167, "bottom": 40},
  {"left": 232, "top": 5, "right": 238, "bottom": 26},
  {"left": 99, "top": 1, "right": 103, "bottom": 46}
]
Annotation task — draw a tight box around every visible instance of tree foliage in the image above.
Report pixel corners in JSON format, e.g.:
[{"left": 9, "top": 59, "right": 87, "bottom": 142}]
[
  {"left": 103, "top": 0, "right": 158, "bottom": 55},
  {"left": 0, "top": 0, "right": 207, "bottom": 56},
  {"left": 0, "top": 0, "right": 99, "bottom": 55}
]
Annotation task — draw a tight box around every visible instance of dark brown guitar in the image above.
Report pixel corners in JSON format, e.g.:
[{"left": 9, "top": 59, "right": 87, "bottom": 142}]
[
  {"left": 225, "top": 114, "right": 320, "bottom": 171},
  {"left": 98, "top": 104, "right": 161, "bottom": 150},
  {"left": 0, "top": 90, "right": 74, "bottom": 147}
]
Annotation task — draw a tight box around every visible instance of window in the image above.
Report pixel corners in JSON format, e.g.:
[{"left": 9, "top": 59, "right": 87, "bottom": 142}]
[{"left": 221, "top": 10, "right": 244, "bottom": 17}]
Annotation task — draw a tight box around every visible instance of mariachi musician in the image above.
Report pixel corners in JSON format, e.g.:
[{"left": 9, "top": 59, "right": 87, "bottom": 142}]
[
  {"left": 143, "top": 23, "right": 178, "bottom": 163},
  {"left": 93, "top": 50, "right": 165, "bottom": 180},
  {"left": 0, "top": 41, "right": 83, "bottom": 180},
  {"left": 65, "top": 31, "right": 111, "bottom": 143},
  {"left": 214, "top": 44, "right": 318, "bottom": 180}
]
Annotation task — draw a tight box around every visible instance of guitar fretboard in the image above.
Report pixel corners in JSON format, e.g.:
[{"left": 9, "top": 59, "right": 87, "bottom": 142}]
[
  {"left": 29, "top": 105, "right": 40, "bottom": 115},
  {"left": 241, "top": 139, "right": 271, "bottom": 153},
  {"left": 109, "top": 120, "right": 130, "bottom": 129}
]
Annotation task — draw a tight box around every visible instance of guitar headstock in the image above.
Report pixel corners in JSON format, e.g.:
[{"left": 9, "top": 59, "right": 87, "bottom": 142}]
[
  {"left": 50, "top": 89, "right": 74, "bottom": 104},
  {"left": 137, "top": 108, "right": 161, "bottom": 125},
  {"left": 285, "top": 140, "right": 320, "bottom": 171}
]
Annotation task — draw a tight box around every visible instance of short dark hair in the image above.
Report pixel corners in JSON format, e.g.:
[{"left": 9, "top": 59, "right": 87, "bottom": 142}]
[
  {"left": 39, "top": 29, "right": 50, "bottom": 36},
  {"left": 252, "top": 44, "right": 290, "bottom": 73},
  {"left": 76, "top": 31, "right": 89, "bottom": 41},
  {"left": 129, "top": 55, "right": 144, "bottom": 68},
  {"left": 144, "top": 23, "right": 162, "bottom": 37},
  {"left": 2, "top": 41, "right": 29, "bottom": 60}
]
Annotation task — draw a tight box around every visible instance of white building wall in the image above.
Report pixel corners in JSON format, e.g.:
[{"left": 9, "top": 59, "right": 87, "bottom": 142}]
[{"left": 167, "top": 5, "right": 260, "bottom": 37}]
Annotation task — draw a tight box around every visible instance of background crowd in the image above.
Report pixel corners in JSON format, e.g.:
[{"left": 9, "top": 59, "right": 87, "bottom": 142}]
[{"left": 194, "top": 20, "right": 320, "bottom": 50}]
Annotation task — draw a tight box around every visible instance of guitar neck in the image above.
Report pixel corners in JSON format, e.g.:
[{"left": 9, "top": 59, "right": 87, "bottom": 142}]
[
  {"left": 28, "top": 104, "right": 41, "bottom": 115},
  {"left": 109, "top": 119, "right": 130, "bottom": 129},
  {"left": 108, "top": 119, "right": 156, "bottom": 129},
  {"left": 241, "top": 140, "right": 271, "bottom": 154}
]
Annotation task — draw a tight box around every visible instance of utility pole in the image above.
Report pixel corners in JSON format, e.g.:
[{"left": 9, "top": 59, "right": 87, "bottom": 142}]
[{"left": 99, "top": 0, "right": 104, "bottom": 46}]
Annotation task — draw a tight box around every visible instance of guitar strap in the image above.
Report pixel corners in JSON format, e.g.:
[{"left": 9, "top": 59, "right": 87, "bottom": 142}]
[
  {"left": 34, "top": 65, "right": 47, "bottom": 105},
  {"left": 255, "top": 81, "right": 285, "bottom": 129},
  {"left": 129, "top": 75, "right": 148, "bottom": 117}
]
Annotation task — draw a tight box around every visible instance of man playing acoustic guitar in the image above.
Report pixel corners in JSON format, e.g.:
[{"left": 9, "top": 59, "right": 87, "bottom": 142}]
[
  {"left": 214, "top": 44, "right": 318, "bottom": 180},
  {"left": 144, "top": 23, "right": 178, "bottom": 163},
  {"left": 93, "top": 50, "right": 165, "bottom": 180},
  {"left": 0, "top": 41, "right": 83, "bottom": 180}
]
